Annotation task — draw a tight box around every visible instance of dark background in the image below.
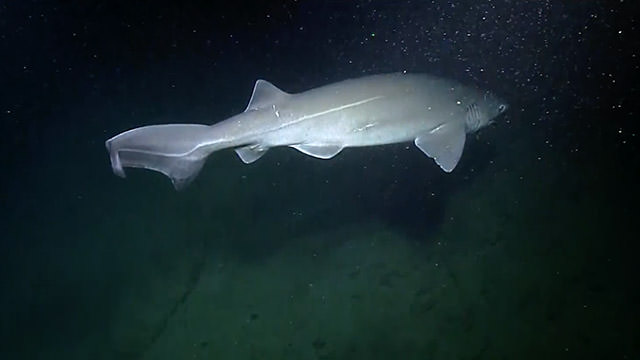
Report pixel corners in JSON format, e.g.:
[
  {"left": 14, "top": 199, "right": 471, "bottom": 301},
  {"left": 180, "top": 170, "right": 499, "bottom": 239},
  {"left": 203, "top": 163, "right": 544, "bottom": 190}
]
[{"left": 1, "top": 1, "right": 638, "bottom": 359}]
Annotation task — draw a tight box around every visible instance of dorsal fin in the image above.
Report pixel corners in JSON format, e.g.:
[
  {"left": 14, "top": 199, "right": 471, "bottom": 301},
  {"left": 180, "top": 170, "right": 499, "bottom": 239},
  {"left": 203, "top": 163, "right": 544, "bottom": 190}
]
[{"left": 245, "top": 79, "right": 290, "bottom": 112}]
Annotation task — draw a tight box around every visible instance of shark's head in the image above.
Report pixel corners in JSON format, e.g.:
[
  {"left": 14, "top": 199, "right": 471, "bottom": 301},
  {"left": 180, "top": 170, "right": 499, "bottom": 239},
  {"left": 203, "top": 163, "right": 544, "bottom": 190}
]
[{"left": 464, "top": 91, "right": 508, "bottom": 133}]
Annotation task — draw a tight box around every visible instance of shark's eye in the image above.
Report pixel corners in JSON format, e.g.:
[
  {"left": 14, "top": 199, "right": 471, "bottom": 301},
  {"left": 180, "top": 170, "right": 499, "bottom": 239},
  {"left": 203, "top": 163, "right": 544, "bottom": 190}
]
[{"left": 498, "top": 104, "right": 506, "bottom": 112}]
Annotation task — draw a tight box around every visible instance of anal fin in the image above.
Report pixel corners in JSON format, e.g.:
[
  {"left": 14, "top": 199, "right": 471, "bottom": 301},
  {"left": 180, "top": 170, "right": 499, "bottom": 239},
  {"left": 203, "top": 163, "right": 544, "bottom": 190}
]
[{"left": 235, "top": 144, "right": 268, "bottom": 164}]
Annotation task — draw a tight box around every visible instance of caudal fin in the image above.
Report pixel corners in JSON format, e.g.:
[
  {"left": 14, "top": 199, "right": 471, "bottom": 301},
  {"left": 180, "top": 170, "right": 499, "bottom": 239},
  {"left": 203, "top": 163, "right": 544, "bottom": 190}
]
[{"left": 105, "top": 124, "right": 216, "bottom": 190}]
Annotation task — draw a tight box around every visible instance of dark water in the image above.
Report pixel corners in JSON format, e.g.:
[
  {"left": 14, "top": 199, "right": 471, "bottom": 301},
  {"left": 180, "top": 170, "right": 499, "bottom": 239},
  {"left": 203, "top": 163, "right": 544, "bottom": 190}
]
[{"left": 1, "top": 1, "right": 638, "bottom": 359}]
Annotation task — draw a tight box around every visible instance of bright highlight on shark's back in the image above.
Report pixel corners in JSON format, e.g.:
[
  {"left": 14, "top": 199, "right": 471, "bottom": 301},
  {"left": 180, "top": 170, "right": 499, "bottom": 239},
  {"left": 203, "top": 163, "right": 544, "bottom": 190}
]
[{"left": 105, "top": 73, "right": 508, "bottom": 190}]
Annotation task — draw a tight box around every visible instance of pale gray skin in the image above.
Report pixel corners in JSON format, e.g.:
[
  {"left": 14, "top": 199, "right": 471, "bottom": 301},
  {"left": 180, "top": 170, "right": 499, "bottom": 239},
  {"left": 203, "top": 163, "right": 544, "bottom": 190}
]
[{"left": 106, "top": 73, "right": 508, "bottom": 189}]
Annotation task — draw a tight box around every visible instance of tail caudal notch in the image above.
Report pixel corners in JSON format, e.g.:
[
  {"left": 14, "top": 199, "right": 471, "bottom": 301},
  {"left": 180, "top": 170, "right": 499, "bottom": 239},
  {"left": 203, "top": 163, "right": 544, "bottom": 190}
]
[{"left": 105, "top": 124, "right": 214, "bottom": 190}]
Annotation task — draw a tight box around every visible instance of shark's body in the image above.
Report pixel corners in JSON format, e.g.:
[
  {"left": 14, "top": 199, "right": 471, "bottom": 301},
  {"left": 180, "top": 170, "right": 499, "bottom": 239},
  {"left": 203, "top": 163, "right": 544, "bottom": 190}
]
[{"left": 106, "top": 73, "right": 507, "bottom": 189}]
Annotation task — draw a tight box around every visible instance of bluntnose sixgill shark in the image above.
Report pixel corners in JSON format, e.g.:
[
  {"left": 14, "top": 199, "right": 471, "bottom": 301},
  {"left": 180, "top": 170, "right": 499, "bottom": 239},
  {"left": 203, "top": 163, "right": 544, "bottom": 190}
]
[{"left": 105, "top": 73, "right": 508, "bottom": 190}]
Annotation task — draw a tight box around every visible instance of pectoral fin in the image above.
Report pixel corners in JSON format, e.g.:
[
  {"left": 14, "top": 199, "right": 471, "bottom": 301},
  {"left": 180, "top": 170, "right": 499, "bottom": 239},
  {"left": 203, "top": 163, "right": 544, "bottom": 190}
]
[
  {"left": 414, "top": 122, "right": 466, "bottom": 172},
  {"left": 291, "top": 144, "right": 344, "bottom": 159}
]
